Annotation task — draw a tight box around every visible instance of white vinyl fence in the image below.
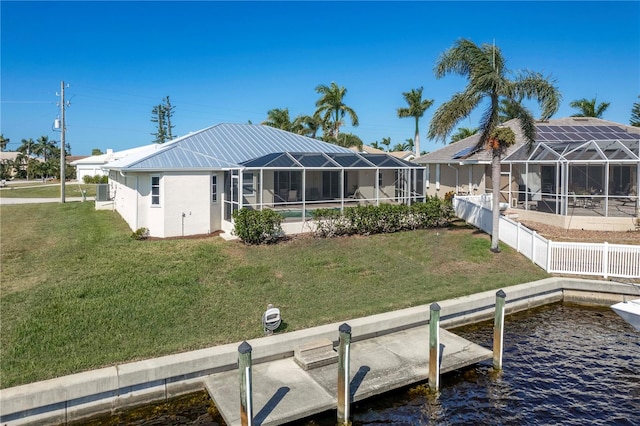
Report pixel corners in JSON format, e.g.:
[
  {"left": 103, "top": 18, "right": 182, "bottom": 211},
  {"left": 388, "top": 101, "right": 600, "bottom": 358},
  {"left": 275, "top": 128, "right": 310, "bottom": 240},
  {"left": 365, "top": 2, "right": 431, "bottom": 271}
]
[{"left": 453, "top": 196, "right": 640, "bottom": 280}]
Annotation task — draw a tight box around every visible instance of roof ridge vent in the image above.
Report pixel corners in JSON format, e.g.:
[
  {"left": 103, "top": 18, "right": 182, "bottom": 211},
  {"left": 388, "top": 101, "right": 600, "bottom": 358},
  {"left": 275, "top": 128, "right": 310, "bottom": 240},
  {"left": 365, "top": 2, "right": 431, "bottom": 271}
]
[{"left": 572, "top": 118, "right": 589, "bottom": 121}]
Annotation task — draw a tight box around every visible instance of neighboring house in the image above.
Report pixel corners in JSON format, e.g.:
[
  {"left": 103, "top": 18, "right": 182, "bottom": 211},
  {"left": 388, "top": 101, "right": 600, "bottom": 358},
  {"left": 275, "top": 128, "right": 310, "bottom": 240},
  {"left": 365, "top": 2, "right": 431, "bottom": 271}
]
[
  {"left": 414, "top": 117, "right": 640, "bottom": 231},
  {"left": 103, "top": 123, "right": 426, "bottom": 238},
  {"left": 0, "top": 151, "right": 20, "bottom": 178},
  {"left": 355, "top": 145, "right": 416, "bottom": 162},
  {"left": 71, "top": 150, "right": 115, "bottom": 181}
]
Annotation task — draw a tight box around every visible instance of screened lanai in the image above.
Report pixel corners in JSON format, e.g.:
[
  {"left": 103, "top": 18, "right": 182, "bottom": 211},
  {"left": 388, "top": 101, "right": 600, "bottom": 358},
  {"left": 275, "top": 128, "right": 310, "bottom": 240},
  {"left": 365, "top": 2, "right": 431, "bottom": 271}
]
[
  {"left": 503, "top": 138, "right": 639, "bottom": 218},
  {"left": 222, "top": 151, "right": 426, "bottom": 222}
]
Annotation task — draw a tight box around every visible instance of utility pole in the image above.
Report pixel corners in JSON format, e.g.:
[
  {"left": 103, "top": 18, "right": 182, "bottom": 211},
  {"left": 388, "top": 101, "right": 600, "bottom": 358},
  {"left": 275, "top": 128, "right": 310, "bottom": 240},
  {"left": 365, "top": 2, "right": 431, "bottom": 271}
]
[{"left": 60, "top": 81, "right": 66, "bottom": 203}]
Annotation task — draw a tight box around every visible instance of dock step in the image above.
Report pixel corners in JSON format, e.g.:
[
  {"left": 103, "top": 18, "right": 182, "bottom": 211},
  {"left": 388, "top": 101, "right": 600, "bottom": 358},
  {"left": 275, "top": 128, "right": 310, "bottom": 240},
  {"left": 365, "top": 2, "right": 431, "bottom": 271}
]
[{"left": 294, "top": 338, "right": 338, "bottom": 370}]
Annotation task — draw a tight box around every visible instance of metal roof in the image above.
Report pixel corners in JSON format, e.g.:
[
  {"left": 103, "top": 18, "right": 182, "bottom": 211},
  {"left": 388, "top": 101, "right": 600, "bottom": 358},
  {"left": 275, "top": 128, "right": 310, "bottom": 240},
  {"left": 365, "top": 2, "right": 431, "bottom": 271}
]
[{"left": 106, "top": 124, "right": 421, "bottom": 171}]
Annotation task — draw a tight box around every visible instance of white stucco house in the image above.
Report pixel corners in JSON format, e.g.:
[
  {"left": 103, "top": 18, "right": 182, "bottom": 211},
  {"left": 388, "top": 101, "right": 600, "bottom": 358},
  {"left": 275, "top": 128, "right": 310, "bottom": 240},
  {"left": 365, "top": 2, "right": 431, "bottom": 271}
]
[
  {"left": 414, "top": 117, "right": 639, "bottom": 230},
  {"left": 71, "top": 150, "right": 114, "bottom": 181},
  {"left": 102, "top": 123, "right": 426, "bottom": 238}
]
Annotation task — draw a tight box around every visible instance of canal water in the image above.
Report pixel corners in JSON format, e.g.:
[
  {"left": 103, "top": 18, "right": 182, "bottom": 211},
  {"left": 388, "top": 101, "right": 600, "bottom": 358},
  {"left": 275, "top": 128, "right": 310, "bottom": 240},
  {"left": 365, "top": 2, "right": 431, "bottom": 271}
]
[{"left": 128, "top": 302, "right": 639, "bottom": 425}]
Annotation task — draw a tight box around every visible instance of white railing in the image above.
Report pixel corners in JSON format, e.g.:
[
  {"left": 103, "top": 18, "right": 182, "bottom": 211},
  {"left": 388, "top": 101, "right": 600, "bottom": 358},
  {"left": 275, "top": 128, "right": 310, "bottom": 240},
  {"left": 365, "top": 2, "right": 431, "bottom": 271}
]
[{"left": 453, "top": 195, "right": 640, "bottom": 279}]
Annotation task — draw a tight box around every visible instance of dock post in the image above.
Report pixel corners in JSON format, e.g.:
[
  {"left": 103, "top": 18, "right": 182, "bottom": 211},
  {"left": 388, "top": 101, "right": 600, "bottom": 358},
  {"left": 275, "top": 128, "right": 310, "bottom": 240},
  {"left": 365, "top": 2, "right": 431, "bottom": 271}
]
[
  {"left": 428, "top": 302, "right": 441, "bottom": 392},
  {"left": 238, "top": 341, "right": 253, "bottom": 426},
  {"left": 337, "top": 323, "right": 352, "bottom": 425},
  {"left": 493, "top": 290, "right": 506, "bottom": 370}
]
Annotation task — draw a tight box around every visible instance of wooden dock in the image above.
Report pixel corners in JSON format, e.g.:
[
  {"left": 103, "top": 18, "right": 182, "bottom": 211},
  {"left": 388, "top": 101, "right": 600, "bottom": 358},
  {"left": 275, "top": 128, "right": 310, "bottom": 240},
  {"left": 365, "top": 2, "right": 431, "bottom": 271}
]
[{"left": 203, "top": 325, "right": 492, "bottom": 426}]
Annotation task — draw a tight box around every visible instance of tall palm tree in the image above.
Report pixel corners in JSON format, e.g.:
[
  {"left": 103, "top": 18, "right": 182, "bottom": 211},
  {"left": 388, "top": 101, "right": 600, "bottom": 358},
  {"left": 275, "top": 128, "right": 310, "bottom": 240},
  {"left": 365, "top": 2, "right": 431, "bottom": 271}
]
[
  {"left": 569, "top": 97, "right": 610, "bottom": 118},
  {"left": 397, "top": 87, "right": 434, "bottom": 156},
  {"left": 314, "top": 82, "right": 359, "bottom": 139},
  {"left": 450, "top": 127, "right": 479, "bottom": 143},
  {"left": 428, "top": 38, "right": 561, "bottom": 252}
]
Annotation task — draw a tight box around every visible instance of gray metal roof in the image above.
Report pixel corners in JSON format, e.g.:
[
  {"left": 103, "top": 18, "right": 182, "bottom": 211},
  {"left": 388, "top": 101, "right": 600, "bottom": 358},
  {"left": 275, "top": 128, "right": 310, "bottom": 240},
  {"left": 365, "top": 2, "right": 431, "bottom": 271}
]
[
  {"left": 106, "top": 124, "right": 369, "bottom": 171},
  {"left": 414, "top": 117, "right": 640, "bottom": 165}
]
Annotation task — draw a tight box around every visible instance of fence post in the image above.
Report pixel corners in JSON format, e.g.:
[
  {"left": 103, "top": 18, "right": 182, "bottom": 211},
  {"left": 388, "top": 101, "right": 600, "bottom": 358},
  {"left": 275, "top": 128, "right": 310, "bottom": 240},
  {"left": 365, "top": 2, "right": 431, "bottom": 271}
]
[
  {"left": 531, "top": 230, "right": 536, "bottom": 263},
  {"left": 238, "top": 341, "right": 253, "bottom": 426},
  {"left": 603, "top": 242, "right": 609, "bottom": 279},
  {"left": 337, "top": 323, "right": 352, "bottom": 425},
  {"left": 493, "top": 290, "right": 506, "bottom": 370},
  {"left": 429, "top": 302, "right": 441, "bottom": 392},
  {"left": 546, "top": 239, "right": 552, "bottom": 273}
]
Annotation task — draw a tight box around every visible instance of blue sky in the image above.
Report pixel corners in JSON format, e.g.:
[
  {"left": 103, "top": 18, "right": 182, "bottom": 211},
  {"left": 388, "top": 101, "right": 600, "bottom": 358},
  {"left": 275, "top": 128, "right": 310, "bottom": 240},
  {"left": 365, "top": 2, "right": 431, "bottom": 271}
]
[{"left": 2, "top": 1, "right": 639, "bottom": 156}]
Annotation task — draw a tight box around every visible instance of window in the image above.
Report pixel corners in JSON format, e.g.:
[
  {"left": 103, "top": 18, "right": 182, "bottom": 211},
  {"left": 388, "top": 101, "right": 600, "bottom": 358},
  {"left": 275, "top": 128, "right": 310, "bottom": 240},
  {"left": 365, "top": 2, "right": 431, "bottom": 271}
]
[
  {"left": 378, "top": 172, "right": 383, "bottom": 188},
  {"left": 243, "top": 172, "right": 254, "bottom": 195},
  {"left": 151, "top": 176, "right": 160, "bottom": 205},
  {"left": 211, "top": 175, "right": 217, "bottom": 203}
]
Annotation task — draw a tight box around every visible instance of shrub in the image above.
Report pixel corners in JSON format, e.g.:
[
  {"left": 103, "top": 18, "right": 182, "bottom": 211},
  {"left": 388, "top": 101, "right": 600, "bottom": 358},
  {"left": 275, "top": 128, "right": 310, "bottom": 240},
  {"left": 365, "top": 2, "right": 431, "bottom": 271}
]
[
  {"left": 82, "top": 175, "right": 108, "bottom": 184},
  {"left": 313, "top": 198, "right": 453, "bottom": 238},
  {"left": 232, "top": 208, "right": 284, "bottom": 245},
  {"left": 131, "top": 227, "right": 149, "bottom": 240}
]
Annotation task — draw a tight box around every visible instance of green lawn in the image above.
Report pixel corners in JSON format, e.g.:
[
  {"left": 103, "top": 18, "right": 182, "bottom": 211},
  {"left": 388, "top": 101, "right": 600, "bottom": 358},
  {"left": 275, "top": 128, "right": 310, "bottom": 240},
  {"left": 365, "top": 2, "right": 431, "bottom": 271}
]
[
  {"left": 0, "top": 182, "right": 97, "bottom": 198},
  {"left": 0, "top": 202, "right": 549, "bottom": 388}
]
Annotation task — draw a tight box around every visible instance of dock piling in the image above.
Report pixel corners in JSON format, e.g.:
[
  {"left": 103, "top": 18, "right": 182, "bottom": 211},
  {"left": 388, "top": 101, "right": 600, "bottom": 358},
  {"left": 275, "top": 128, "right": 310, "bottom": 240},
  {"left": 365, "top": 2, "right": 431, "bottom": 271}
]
[
  {"left": 493, "top": 290, "right": 506, "bottom": 370},
  {"left": 238, "top": 341, "right": 253, "bottom": 426},
  {"left": 337, "top": 323, "right": 352, "bottom": 425},
  {"left": 428, "top": 302, "right": 441, "bottom": 391}
]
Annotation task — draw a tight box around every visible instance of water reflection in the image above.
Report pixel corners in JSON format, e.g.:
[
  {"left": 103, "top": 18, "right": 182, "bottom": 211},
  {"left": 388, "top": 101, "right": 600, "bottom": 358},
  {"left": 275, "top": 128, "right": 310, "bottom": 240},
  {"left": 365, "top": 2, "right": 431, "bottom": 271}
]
[{"left": 299, "top": 303, "right": 640, "bottom": 425}]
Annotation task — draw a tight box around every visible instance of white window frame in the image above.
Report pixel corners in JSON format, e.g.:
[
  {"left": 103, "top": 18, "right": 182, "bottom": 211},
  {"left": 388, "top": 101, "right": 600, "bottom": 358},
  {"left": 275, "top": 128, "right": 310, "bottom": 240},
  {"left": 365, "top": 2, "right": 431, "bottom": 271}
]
[
  {"left": 151, "top": 175, "right": 161, "bottom": 206},
  {"left": 212, "top": 175, "right": 218, "bottom": 203}
]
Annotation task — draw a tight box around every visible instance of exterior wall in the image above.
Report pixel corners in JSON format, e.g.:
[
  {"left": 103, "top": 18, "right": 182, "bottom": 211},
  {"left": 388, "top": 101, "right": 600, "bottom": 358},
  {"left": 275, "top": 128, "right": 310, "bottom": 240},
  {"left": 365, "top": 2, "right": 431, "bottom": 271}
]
[
  {"left": 162, "top": 172, "right": 212, "bottom": 237},
  {"left": 110, "top": 171, "right": 217, "bottom": 238},
  {"left": 262, "top": 171, "right": 276, "bottom": 205},
  {"left": 378, "top": 169, "right": 395, "bottom": 201},
  {"left": 110, "top": 171, "right": 141, "bottom": 233}
]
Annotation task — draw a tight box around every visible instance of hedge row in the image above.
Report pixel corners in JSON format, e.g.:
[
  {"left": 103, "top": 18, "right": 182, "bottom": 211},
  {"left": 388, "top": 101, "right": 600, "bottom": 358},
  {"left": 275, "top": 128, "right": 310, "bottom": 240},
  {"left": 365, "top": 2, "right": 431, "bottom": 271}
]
[
  {"left": 312, "top": 197, "right": 453, "bottom": 238},
  {"left": 82, "top": 175, "right": 109, "bottom": 184},
  {"left": 231, "top": 197, "right": 453, "bottom": 244}
]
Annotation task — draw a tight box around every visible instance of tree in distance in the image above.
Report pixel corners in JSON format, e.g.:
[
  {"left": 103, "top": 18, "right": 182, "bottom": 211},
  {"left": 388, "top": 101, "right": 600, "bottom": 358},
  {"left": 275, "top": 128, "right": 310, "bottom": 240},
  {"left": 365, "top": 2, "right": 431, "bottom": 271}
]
[
  {"left": 314, "top": 82, "right": 359, "bottom": 141},
  {"left": 569, "top": 97, "right": 610, "bottom": 118},
  {"left": 397, "top": 87, "right": 433, "bottom": 156},
  {"left": 151, "top": 96, "right": 175, "bottom": 144}
]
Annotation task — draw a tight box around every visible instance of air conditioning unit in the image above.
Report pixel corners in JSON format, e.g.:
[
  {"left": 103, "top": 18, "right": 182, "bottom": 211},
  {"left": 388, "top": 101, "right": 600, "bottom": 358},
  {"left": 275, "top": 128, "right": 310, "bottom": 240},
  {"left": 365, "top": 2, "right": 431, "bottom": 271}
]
[{"left": 96, "top": 184, "right": 111, "bottom": 201}]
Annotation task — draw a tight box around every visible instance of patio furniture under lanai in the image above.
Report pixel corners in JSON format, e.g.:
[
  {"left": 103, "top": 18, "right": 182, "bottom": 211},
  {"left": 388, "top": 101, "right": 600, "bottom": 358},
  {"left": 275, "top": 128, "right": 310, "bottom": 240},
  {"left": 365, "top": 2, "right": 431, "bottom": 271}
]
[{"left": 503, "top": 124, "right": 639, "bottom": 219}]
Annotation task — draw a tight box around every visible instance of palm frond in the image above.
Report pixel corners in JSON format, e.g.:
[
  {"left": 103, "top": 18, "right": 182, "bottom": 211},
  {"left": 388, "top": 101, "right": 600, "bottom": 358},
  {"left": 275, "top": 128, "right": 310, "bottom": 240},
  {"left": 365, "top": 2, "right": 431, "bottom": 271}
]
[
  {"left": 427, "top": 91, "right": 482, "bottom": 143},
  {"left": 513, "top": 71, "right": 561, "bottom": 120}
]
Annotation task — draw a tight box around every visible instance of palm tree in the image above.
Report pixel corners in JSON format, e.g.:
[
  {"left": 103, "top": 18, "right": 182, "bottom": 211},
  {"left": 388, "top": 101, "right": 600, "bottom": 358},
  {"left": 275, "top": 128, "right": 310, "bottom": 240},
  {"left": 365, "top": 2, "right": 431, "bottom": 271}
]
[
  {"left": 262, "top": 108, "right": 300, "bottom": 132},
  {"left": 35, "top": 135, "right": 57, "bottom": 162},
  {"left": 427, "top": 38, "right": 561, "bottom": 252},
  {"left": 569, "top": 97, "right": 610, "bottom": 118},
  {"left": 314, "top": 82, "right": 359, "bottom": 139},
  {"left": 397, "top": 87, "right": 434, "bottom": 156},
  {"left": 450, "top": 127, "right": 479, "bottom": 143},
  {"left": 298, "top": 114, "right": 322, "bottom": 138},
  {"left": 630, "top": 96, "right": 640, "bottom": 127}
]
